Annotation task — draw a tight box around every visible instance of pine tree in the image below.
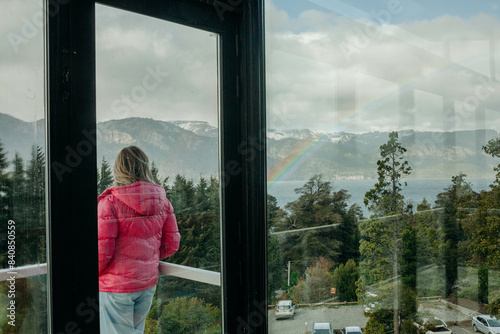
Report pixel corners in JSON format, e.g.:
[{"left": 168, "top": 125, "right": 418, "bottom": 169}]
[
  {"left": 0, "top": 140, "right": 10, "bottom": 268},
  {"left": 461, "top": 187, "right": 493, "bottom": 304},
  {"left": 364, "top": 131, "right": 412, "bottom": 215},
  {"left": 168, "top": 175, "right": 199, "bottom": 220},
  {"left": 151, "top": 161, "right": 168, "bottom": 188},
  {"left": 362, "top": 131, "right": 412, "bottom": 334},
  {"left": 194, "top": 177, "right": 210, "bottom": 213},
  {"left": 267, "top": 194, "right": 286, "bottom": 303},
  {"left": 0, "top": 140, "right": 10, "bottom": 220},
  {"left": 332, "top": 259, "right": 359, "bottom": 302},
  {"left": 414, "top": 199, "right": 443, "bottom": 297},
  {"left": 435, "top": 173, "right": 475, "bottom": 298},
  {"left": 11, "top": 153, "right": 27, "bottom": 223},
  {"left": 483, "top": 137, "right": 500, "bottom": 187},
  {"left": 400, "top": 205, "right": 417, "bottom": 321},
  {"left": 206, "top": 176, "right": 219, "bottom": 215},
  {"left": 460, "top": 138, "right": 500, "bottom": 304},
  {"left": 97, "top": 157, "right": 113, "bottom": 194},
  {"left": 336, "top": 194, "right": 361, "bottom": 265},
  {"left": 277, "top": 175, "right": 360, "bottom": 273},
  {"left": 25, "top": 145, "right": 46, "bottom": 265},
  {"left": 414, "top": 198, "right": 442, "bottom": 267},
  {"left": 160, "top": 176, "right": 222, "bottom": 309}
]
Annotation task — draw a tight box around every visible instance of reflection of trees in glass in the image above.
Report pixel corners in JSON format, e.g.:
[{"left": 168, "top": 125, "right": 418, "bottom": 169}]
[
  {"left": 332, "top": 258, "right": 358, "bottom": 302},
  {"left": 461, "top": 136, "right": 500, "bottom": 304},
  {"left": 267, "top": 175, "right": 361, "bottom": 305},
  {"left": 414, "top": 199, "right": 443, "bottom": 267},
  {"left": 435, "top": 173, "right": 475, "bottom": 299},
  {"left": 0, "top": 277, "right": 47, "bottom": 333},
  {"left": 267, "top": 174, "right": 361, "bottom": 304},
  {"left": 0, "top": 143, "right": 46, "bottom": 268},
  {"left": 364, "top": 309, "right": 393, "bottom": 334},
  {"left": 363, "top": 131, "right": 411, "bottom": 215},
  {"left": 289, "top": 257, "right": 333, "bottom": 303},
  {"left": 23, "top": 145, "right": 46, "bottom": 265},
  {"left": 401, "top": 206, "right": 417, "bottom": 321},
  {"left": 483, "top": 137, "right": 500, "bottom": 186},
  {"left": 267, "top": 194, "right": 285, "bottom": 304},
  {"left": 11, "top": 153, "right": 26, "bottom": 222},
  {"left": 360, "top": 131, "right": 412, "bottom": 334},
  {"left": 275, "top": 174, "right": 361, "bottom": 273},
  {"left": 0, "top": 141, "right": 47, "bottom": 333},
  {"left": 414, "top": 199, "right": 445, "bottom": 297},
  {"left": 0, "top": 140, "right": 11, "bottom": 240}
]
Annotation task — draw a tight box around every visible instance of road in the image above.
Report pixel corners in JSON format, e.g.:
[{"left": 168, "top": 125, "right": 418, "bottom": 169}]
[{"left": 449, "top": 325, "right": 474, "bottom": 334}]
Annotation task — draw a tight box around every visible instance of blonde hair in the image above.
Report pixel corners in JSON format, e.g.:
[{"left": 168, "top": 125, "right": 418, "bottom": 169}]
[{"left": 113, "top": 146, "right": 154, "bottom": 186}]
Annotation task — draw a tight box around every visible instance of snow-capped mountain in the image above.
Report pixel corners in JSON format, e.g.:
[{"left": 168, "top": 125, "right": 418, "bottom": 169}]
[
  {"left": 170, "top": 121, "right": 218, "bottom": 138},
  {"left": 0, "top": 113, "right": 498, "bottom": 180},
  {"left": 266, "top": 129, "right": 358, "bottom": 144}
]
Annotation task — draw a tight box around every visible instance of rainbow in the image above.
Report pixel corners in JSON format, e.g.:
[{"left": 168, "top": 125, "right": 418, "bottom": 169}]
[{"left": 267, "top": 135, "right": 327, "bottom": 183}]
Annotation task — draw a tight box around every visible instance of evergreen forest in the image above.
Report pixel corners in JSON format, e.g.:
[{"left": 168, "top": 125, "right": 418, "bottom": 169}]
[{"left": 1, "top": 132, "right": 500, "bottom": 333}]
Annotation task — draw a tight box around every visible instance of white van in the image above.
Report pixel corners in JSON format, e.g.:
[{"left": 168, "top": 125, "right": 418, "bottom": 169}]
[
  {"left": 342, "top": 326, "right": 363, "bottom": 334},
  {"left": 313, "top": 322, "right": 333, "bottom": 334},
  {"left": 275, "top": 300, "right": 296, "bottom": 319}
]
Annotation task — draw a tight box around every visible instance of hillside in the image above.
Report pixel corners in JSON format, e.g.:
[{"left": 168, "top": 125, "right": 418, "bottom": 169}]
[{"left": 0, "top": 113, "right": 498, "bottom": 180}]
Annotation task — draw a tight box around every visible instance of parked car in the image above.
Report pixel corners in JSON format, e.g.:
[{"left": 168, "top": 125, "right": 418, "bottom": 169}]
[
  {"left": 275, "top": 300, "right": 296, "bottom": 319},
  {"left": 415, "top": 318, "right": 452, "bottom": 334},
  {"left": 472, "top": 315, "right": 500, "bottom": 334},
  {"left": 312, "top": 322, "right": 333, "bottom": 334},
  {"left": 342, "top": 326, "right": 363, "bottom": 334}
]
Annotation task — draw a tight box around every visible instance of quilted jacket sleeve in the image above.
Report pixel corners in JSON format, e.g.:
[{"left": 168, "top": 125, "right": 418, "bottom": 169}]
[
  {"left": 160, "top": 202, "right": 180, "bottom": 259},
  {"left": 98, "top": 197, "right": 119, "bottom": 275}
]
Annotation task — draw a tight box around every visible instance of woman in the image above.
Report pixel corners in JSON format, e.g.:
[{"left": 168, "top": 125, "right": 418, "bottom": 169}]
[{"left": 98, "top": 146, "right": 180, "bottom": 333}]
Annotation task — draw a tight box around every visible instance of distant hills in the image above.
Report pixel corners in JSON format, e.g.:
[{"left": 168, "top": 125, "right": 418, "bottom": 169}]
[
  {"left": 0, "top": 113, "right": 498, "bottom": 180},
  {"left": 267, "top": 128, "right": 499, "bottom": 179}
]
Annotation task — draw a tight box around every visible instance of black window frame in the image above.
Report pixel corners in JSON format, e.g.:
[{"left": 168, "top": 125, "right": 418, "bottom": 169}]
[{"left": 47, "top": 0, "right": 267, "bottom": 332}]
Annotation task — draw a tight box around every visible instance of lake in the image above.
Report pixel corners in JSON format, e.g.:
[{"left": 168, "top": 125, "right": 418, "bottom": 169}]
[{"left": 267, "top": 178, "right": 495, "bottom": 216}]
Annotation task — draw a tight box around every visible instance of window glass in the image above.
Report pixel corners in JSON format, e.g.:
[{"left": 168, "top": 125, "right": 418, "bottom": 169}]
[
  {"left": 488, "top": 319, "right": 500, "bottom": 327},
  {"left": 0, "top": 0, "right": 47, "bottom": 332},
  {"left": 266, "top": 1, "right": 500, "bottom": 333},
  {"left": 96, "top": 5, "right": 221, "bottom": 333}
]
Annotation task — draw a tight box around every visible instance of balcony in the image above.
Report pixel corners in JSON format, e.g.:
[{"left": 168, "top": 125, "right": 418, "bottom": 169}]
[{"left": 0, "top": 262, "right": 220, "bottom": 332}]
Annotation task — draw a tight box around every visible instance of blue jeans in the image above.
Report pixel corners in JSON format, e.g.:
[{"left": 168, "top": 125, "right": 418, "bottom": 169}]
[{"left": 99, "top": 285, "right": 156, "bottom": 334}]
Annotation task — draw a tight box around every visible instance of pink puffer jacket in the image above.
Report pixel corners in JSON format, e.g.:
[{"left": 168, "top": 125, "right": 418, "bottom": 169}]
[{"left": 97, "top": 181, "right": 180, "bottom": 293}]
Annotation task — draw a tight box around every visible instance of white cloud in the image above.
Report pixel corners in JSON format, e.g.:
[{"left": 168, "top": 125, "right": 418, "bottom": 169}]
[
  {"left": 0, "top": 0, "right": 44, "bottom": 123},
  {"left": 266, "top": 2, "right": 500, "bottom": 133},
  {"left": 95, "top": 4, "right": 219, "bottom": 125},
  {"left": 2, "top": 0, "right": 500, "bottom": 135}
]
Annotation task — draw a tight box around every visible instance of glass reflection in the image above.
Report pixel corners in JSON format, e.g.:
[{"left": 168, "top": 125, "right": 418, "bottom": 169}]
[
  {"left": 0, "top": 0, "right": 47, "bottom": 332},
  {"left": 266, "top": 1, "right": 500, "bottom": 333}
]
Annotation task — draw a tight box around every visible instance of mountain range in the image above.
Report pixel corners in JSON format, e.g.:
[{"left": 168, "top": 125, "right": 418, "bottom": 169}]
[{"left": 0, "top": 113, "right": 498, "bottom": 180}]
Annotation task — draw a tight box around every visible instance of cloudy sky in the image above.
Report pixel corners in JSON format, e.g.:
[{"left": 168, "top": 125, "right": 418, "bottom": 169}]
[{"left": 2, "top": 0, "right": 500, "bottom": 133}]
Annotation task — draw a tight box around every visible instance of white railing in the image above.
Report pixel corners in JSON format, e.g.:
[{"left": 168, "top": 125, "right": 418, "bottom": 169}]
[
  {"left": 159, "top": 262, "right": 220, "bottom": 286},
  {"left": 0, "top": 262, "right": 221, "bottom": 286},
  {"left": 0, "top": 263, "right": 48, "bottom": 281}
]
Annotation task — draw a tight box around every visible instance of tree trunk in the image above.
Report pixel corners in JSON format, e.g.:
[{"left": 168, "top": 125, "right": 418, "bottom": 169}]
[
  {"left": 478, "top": 264, "right": 489, "bottom": 304},
  {"left": 393, "top": 218, "right": 399, "bottom": 334}
]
